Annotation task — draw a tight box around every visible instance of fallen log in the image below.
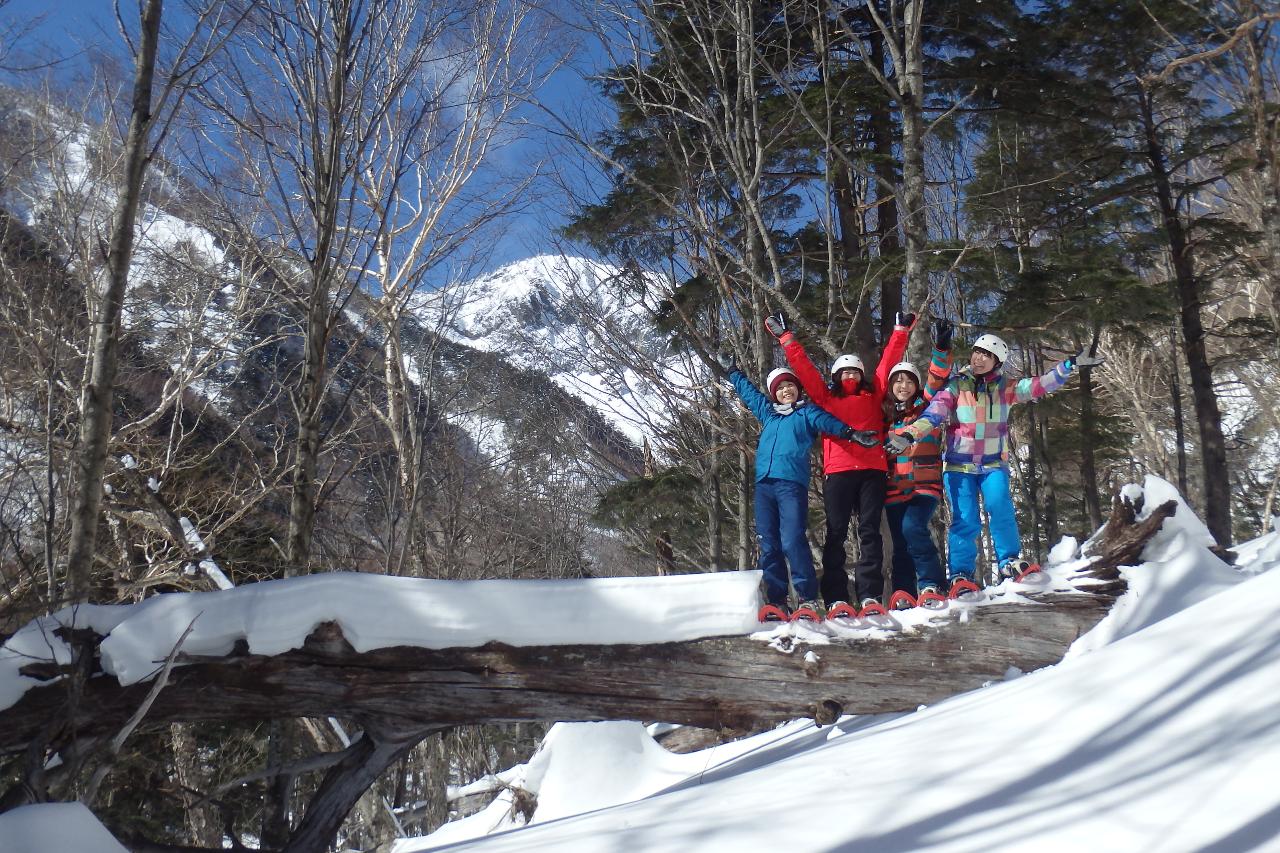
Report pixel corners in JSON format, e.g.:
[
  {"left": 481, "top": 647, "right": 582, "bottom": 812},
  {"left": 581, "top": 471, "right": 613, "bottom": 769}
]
[{"left": 1, "top": 493, "right": 1177, "bottom": 754}]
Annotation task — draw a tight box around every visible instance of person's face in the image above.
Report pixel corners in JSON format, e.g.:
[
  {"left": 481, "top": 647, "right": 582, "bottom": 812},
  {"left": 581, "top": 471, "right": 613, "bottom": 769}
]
[
  {"left": 774, "top": 380, "right": 799, "bottom": 404},
  {"left": 891, "top": 372, "right": 919, "bottom": 402},
  {"left": 838, "top": 367, "right": 862, "bottom": 384},
  {"left": 970, "top": 348, "right": 997, "bottom": 374}
]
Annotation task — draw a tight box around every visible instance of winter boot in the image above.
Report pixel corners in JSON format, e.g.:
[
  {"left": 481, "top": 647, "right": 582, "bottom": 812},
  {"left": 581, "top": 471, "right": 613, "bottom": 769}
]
[
  {"left": 948, "top": 576, "right": 981, "bottom": 600},
  {"left": 758, "top": 602, "right": 790, "bottom": 622},
  {"left": 791, "top": 599, "right": 825, "bottom": 622},
  {"left": 917, "top": 584, "right": 946, "bottom": 608},
  {"left": 999, "top": 557, "right": 1032, "bottom": 581},
  {"left": 825, "top": 600, "right": 859, "bottom": 620},
  {"left": 859, "top": 596, "right": 888, "bottom": 617},
  {"left": 887, "top": 590, "right": 917, "bottom": 611}
]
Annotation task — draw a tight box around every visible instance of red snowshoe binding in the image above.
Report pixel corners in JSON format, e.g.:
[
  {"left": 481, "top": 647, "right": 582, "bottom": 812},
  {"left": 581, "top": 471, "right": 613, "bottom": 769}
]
[
  {"left": 825, "top": 601, "right": 860, "bottom": 621},
  {"left": 916, "top": 585, "right": 946, "bottom": 608},
  {"left": 887, "top": 590, "right": 917, "bottom": 611},
  {"left": 757, "top": 603, "right": 790, "bottom": 623},
  {"left": 858, "top": 598, "right": 888, "bottom": 618},
  {"left": 1014, "top": 563, "right": 1044, "bottom": 583},
  {"left": 948, "top": 578, "right": 981, "bottom": 600},
  {"left": 790, "top": 600, "right": 825, "bottom": 622}
]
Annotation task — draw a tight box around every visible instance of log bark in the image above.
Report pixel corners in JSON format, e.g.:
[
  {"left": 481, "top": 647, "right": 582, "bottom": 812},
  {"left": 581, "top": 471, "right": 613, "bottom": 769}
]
[
  {"left": 2, "top": 584, "right": 1119, "bottom": 756},
  {"left": 2, "top": 484, "right": 1177, "bottom": 759}
]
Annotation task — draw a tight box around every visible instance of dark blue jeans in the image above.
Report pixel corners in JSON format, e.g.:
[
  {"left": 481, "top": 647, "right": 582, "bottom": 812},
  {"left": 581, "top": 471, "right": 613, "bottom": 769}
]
[
  {"left": 885, "top": 494, "right": 945, "bottom": 595},
  {"left": 754, "top": 477, "right": 818, "bottom": 605}
]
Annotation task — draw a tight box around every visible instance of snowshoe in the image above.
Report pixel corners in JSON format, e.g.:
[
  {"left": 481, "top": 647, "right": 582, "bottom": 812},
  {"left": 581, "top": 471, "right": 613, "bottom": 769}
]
[
  {"left": 1014, "top": 563, "right": 1044, "bottom": 583},
  {"left": 825, "top": 601, "right": 859, "bottom": 621},
  {"left": 948, "top": 578, "right": 981, "bottom": 601},
  {"left": 790, "top": 600, "right": 825, "bottom": 622},
  {"left": 757, "top": 603, "right": 790, "bottom": 623},
  {"left": 887, "top": 590, "right": 917, "bottom": 611},
  {"left": 858, "top": 597, "right": 888, "bottom": 618},
  {"left": 999, "top": 558, "right": 1032, "bottom": 581},
  {"left": 916, "top": 585, "right": 947, "bottom": 609}
]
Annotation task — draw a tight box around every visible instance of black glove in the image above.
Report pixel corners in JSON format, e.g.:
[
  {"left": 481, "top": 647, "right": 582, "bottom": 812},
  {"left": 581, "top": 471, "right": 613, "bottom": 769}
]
[
  {"left": 844, "top": 428, "right": 880, "bottom": 448},
  {"left": 933, "top": 318, "right": 954, "bottom": 350},
  {"left": 764, "top": 313, "right": 788, "bottom": 339},
  {"left": 884, "top": 432, "right": 913, "bottom": 454},
  {"left": 895, "top": 311, "right": 916, "bottom": 328},
  {"left": 715, "top": 351, "right": 737, "bottom": 375},
  {"left": 1073, "top": 348, "right": 1105, "bottom": 369}
]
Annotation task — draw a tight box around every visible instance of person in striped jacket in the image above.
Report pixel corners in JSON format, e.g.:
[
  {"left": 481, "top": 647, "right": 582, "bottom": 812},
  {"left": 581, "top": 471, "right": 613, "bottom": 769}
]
[
  {"left": 883, "top": 319, "right": 954, "bottom": 604},
  {"left": 886, "top": 333, "right": 1104, "bottom": 591}
]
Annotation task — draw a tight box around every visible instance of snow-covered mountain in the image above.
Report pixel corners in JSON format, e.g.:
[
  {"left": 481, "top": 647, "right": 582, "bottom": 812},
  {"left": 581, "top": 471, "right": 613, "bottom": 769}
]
[{"left": 426, "top": 255, "right": 686, "bottom": 448}]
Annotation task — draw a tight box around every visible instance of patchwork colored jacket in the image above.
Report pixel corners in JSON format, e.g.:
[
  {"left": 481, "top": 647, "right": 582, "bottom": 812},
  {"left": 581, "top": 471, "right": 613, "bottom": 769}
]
[
  {"left": 780, "top": 321, "right": 910, "bottom": 475},
  {"left": 729, "top": 371, "right": 851, "bottom": 485},
  {"left": 901, "top": 359, "right": 1075, "bottom": 473},
  {"left": 885, "top": 344, "right": 953, "bottom": 504}
]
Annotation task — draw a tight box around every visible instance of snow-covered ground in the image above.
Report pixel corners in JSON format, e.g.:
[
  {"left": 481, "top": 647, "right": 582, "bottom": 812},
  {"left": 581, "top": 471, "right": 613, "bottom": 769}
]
[
  {"left": 3, "top": 476, "right": 1279, "bottom": 851},
  {"left": 395, "top": 476, "right": 1280, "bottom": 852}
]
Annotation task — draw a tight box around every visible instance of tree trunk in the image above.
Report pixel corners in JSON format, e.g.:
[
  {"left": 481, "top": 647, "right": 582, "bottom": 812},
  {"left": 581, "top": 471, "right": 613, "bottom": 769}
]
[
  {"left": 282, "top": 726, "right": 440, "bottom": 853},
  {"left": 832, "top": 164, "right": 872, "bottom": 349},
  {"left": 1078, "top": 365, "right": 1103, "bottom": 530},
  {"left": 170, "top": 723, "right": 221, "bottom": 847},
  {"left": 1032, "top": 415, "right": 1059, "bottom": 544},
  {"left": 897, "top": 0, "right": 929, "bottom": 349},
  {"left": 1169, "top": 333, "right": 1189, "bottom": 500},
  {"left": 1, "top": 573, "right": 1141, "bottom": 751},
  {"left": 1139, "top": 90, "right": 1232, "bottom": 547},
  {"left": 64, "top": 0, "right": 163, "bottom": 602},
  {"left": 1244, "top": 18, "right": 1280, "bottom": 339},
  {"left": 1024, "top": 405, "right": 1043, "bottom": 560},
  {"left": 869, "top": 32, "right": 902, "bottom": 350}
]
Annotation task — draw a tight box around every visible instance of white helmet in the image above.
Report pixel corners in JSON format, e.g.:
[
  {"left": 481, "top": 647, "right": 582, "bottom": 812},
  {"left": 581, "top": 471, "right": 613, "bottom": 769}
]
[
  {"left": 972, "top": 333, "right": 1010, "bottom": 364},
  {"left": 766, "top": 367, "right": 800, "bottom": 401},
  {"left": 887, "top": 361, "right": 921, "bottom": 387},
  {"left": 830, "top": 354, "right": 864, "bottom": 378}
]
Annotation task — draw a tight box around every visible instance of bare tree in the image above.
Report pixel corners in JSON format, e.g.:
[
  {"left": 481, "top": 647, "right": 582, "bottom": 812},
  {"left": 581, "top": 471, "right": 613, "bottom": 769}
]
[{"left": 63, "top": 0, "right": 243, "bottom": 603}]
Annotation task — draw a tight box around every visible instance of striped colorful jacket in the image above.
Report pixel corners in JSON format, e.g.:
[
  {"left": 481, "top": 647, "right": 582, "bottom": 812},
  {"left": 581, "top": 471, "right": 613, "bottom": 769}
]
[
  {"left": 901, "top": 359, "right": 1075, "bottom": 473},
  {"left": 885, "top": 345, "right": 953, "bottom": 505}
]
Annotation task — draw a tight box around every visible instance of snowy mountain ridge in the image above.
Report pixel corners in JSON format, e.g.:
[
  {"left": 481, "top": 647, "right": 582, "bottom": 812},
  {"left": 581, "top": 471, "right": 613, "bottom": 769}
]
[{"left": 421, "top": 254, "right": 685, "bottom": 448}]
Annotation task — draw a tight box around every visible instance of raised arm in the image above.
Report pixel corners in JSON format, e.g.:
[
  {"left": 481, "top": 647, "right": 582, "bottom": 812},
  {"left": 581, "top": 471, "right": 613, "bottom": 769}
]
[
  {"left": 771, "top": 326, "right": 835, "bottom": 407},
  {"left": 923, "top": 319, "right": 954, "bottom": 402},
  {"left": 728, "top": 370, "right": 775, "bottom": 424},
  {"left": 873, "top": 313, "right": 914, "bottom": 395},
  {"left": 1005, "top": 358, "right": 1075, "bottom": 405}
]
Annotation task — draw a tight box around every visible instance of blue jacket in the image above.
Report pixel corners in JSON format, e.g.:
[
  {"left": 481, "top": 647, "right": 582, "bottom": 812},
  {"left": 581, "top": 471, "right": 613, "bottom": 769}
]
[{"left": 729, "top": 371, "right": 849, "bottom": 484}]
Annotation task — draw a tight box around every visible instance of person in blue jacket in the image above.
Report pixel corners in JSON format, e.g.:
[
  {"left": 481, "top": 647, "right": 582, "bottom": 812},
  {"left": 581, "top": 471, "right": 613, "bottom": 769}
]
[{"left": 717, "top": 352, "right": 878, "bottom": 621}]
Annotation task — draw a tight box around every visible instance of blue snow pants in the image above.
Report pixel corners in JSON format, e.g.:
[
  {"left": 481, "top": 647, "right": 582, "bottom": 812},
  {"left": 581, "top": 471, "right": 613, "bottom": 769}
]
[
  {"left": 754, "top": 477, "right": 818, "bottom": 605},
  {"left": 943, "top": 466, "right": 1021, "bottom": 580},
  {"left": 885, "top": 494, "right": 945, "bottom": 595}
]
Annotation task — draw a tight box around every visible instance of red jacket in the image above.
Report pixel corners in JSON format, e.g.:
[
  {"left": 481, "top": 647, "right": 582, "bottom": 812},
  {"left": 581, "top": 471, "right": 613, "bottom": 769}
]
[{"left": 780, "top": 321, "right": 910, "bottom": 474}]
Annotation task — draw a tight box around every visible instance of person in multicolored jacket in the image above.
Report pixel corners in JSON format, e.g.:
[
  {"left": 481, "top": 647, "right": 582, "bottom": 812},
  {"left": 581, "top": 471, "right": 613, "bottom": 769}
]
[
  {"left": 886, "top": 333, "right": 1104, "bottom": 590},
  {"left": 883, "top": 319, "right": 954, "bottom": 604},
  {"left": 716, "top": 352, "right": 879, "bottom": 621}
]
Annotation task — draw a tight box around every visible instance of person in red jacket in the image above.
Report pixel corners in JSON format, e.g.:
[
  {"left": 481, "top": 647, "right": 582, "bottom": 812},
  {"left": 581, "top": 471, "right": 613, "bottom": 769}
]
[{"left": 765, "top": 311, "right": 912, "bottom": 613}]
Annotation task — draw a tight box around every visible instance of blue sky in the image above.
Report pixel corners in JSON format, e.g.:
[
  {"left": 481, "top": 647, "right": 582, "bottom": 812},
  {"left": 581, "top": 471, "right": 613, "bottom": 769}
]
[{"left": 0, "top": 0, "right": 613, "bottom": 275}]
